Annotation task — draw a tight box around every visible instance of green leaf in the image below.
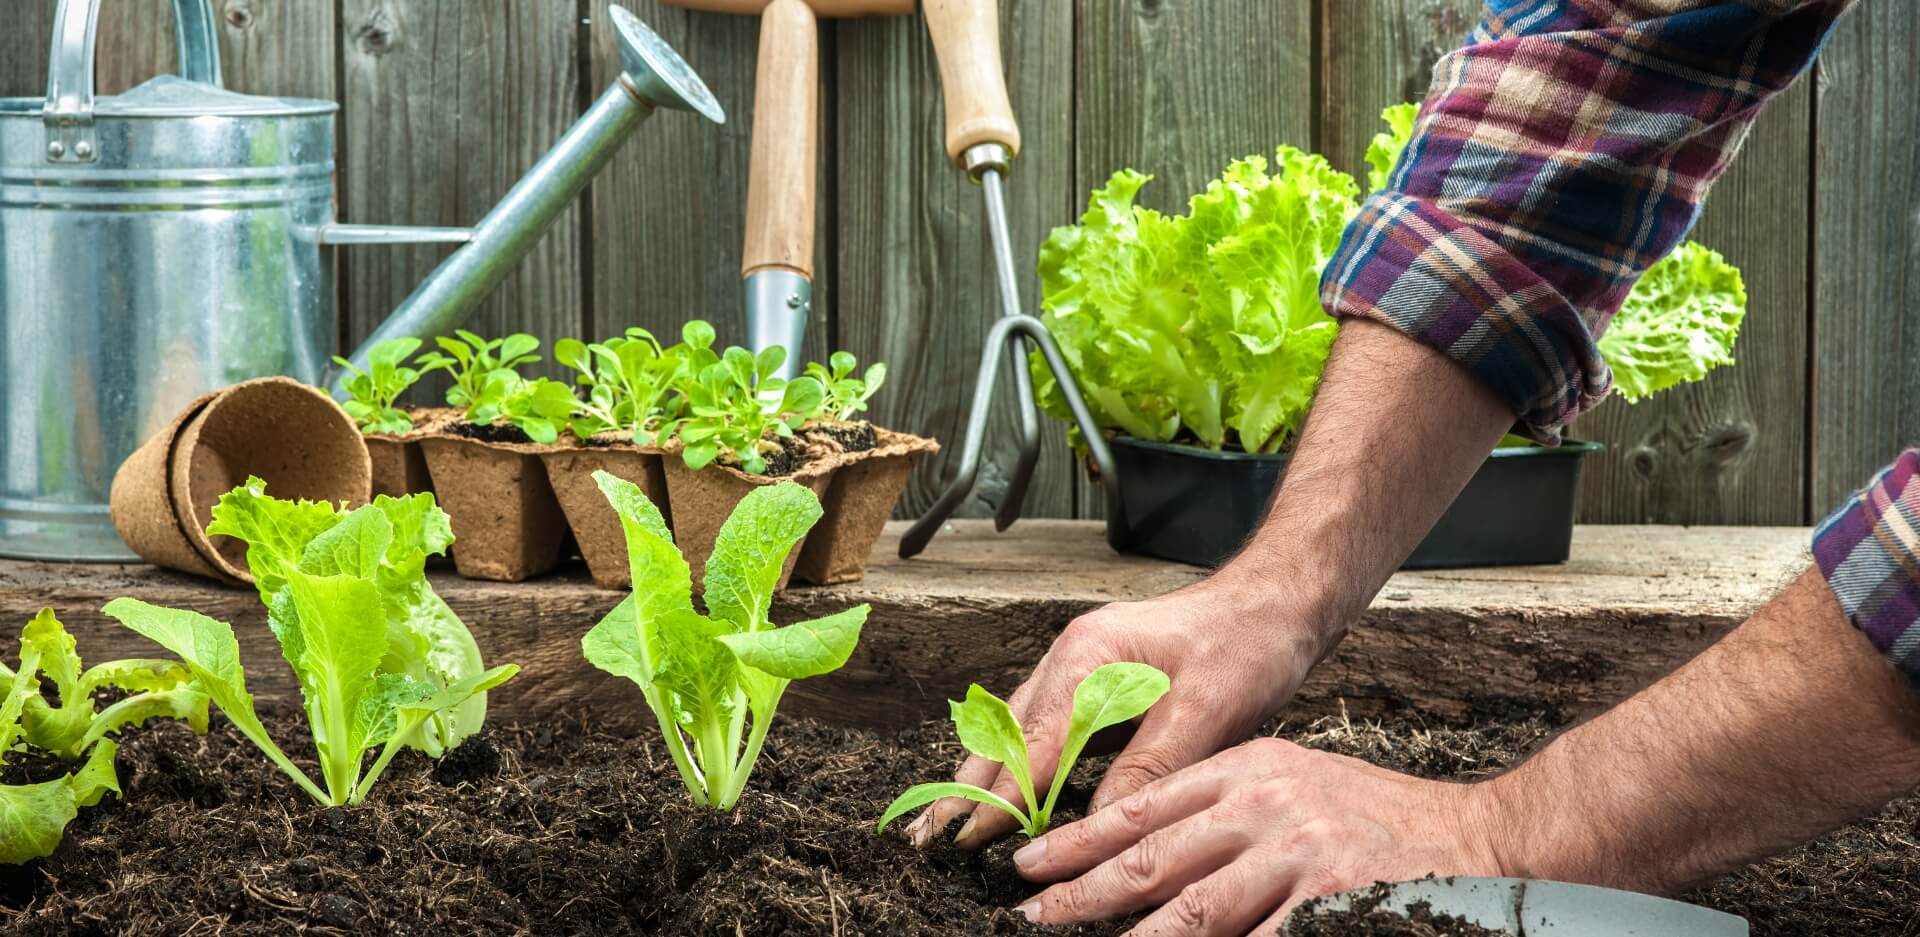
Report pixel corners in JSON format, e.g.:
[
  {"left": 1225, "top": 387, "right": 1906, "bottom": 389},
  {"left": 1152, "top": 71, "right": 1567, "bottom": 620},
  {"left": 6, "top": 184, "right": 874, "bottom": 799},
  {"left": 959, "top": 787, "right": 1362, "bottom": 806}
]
[
  {"left": 206, "top": 477, "right": 344, "bottom": 601},
  {"left": 102, "top": 598, "right": 326, "bottom": 803},
  {"left": 0, "top": 740, "right": 120, "bottom": 865},
  {"left": 581, "top": 595, "right": 650, "bottom": 685},
  {"left": 1599, "top": 240, "right": 1748, "bottom": 403},
  {"left": 1366, "top": 102, "right": 1419, "bottom": 194},
  {"left": 271, "top": 570, "right": 391, "bottom": 803},
  {"left": 949, "top": 684, "right": 1037, "bottom": 821},
  {"left": 1038, "top": 662, "right": 1170, "bottom": 826},
  {"left": 875, "top": 782, "right": 1030, "bottom": 836},
  {"left": 717, "top": 604, "right": 867, "bottom": 680},
  {"left": 703, "top": 483, "right": 823, "bottom": 634}
]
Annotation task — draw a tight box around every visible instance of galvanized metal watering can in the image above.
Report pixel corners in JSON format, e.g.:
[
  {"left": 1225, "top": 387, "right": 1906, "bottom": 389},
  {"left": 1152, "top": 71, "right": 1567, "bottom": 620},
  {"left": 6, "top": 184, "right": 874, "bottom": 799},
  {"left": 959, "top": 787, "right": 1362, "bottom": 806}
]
[{"left": 0, "top": 0, "right": 724, "bottom": 562}]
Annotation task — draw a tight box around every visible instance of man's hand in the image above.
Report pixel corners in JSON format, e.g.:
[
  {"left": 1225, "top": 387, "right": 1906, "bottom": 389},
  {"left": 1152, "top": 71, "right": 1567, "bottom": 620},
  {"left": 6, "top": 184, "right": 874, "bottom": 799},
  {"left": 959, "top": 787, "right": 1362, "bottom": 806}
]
[
  {"left": 1011, "top": 737, "right": 1504, "bottom": 936},
  {"left": 905, "top": 577, "right": 1333, "bottom": 848}
]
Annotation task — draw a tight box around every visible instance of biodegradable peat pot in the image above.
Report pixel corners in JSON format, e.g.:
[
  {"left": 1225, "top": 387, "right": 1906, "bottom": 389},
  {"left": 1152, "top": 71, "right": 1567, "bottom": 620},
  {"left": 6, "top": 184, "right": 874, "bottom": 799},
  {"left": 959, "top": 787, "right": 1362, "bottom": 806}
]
[
  {"left": 661, "top": 453, "right": 836, "bottom": 590},
  {"left": 1106, "top": 436, "right": 1602, "bottom": 569},
  {"left": 793, "top": 428, "right": 940, "bottom": 585},
  {"left": 541, "top": 439, "right": 670, "bottom": 589},
  {"left": 419, "top": 429, "right": 571, "bottom": 582},
  {"left": 108, "top": 389, "right": 224, "bottom": 580},
  {"left": 364, "top": 407, "right": 458, "bottom": 499},
  {"left": 166, "top": 378, "right": 373, "bottom": 582}
]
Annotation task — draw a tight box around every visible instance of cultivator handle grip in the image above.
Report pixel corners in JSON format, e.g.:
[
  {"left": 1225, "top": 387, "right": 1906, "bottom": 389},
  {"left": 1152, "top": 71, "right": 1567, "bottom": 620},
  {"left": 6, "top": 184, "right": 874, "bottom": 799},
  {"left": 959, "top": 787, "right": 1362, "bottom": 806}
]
[
  {"left": 924, "top": 0, "right": 1021, "bottom": 170},
  {"left": 742, "top": 0, "right": 819, "bottom": 279}
]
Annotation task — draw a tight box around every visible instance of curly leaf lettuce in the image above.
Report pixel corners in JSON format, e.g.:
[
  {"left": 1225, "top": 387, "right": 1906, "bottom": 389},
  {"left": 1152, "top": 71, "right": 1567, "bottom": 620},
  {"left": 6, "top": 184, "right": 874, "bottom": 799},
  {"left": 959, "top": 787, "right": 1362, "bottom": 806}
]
[
  {"left": 1600, "top": 241, "right": 1748, "bottom": 403},
  {"left": 1366, "top": 102, "right": 1419, "bottom": 194},
  {"left": 1031, "top": 147, "right": 1358, "bottom": 453}
]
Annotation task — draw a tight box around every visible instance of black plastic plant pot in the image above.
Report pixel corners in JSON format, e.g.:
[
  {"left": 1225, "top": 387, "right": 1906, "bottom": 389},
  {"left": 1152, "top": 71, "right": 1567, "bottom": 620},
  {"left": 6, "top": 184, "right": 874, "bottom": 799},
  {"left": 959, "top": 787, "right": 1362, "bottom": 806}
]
[{"left": 1106, "top": 435, "right": 1603, "bottom": 569}]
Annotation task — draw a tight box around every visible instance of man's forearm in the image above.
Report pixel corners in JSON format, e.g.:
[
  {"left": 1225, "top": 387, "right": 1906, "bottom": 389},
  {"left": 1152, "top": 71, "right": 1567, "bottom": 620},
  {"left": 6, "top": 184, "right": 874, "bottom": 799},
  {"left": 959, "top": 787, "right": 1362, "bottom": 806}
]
[
  {"left": 1212, "top": 317, "right": 1514, "bottom": 651},
  {"left": 1479, "top": 567, "right": 1920, "bottom": 893}
]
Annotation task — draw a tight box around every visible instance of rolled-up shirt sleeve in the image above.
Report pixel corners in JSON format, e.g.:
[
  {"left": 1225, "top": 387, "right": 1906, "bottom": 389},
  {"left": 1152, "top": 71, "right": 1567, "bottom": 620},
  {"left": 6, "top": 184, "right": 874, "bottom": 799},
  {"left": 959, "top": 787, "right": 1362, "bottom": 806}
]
[
  {"left": 1815, "top": 452, "right": 1920, "bottom": 684},
  {"left": 1320, "top": 0, "right": 1852, "bottom": 442}
]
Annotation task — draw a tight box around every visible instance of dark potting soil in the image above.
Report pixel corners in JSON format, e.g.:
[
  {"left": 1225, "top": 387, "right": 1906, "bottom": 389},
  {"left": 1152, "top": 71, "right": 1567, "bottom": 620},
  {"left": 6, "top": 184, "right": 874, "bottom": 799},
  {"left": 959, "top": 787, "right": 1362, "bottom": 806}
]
[
  {"left": 801, "top": 420, "right": 879, "bottom": 456},
  {"left": 1290, "top": 887, "right": 1516, "bottom": 937},
  {"left": 734, "top": 432, "right": 813, "bottom": 479},
  {"left": 0, "top": 709, "right": 1913, "bottom": 936},
  {"left": 448, "top": 421, "right": 536, "bottom": 445}
]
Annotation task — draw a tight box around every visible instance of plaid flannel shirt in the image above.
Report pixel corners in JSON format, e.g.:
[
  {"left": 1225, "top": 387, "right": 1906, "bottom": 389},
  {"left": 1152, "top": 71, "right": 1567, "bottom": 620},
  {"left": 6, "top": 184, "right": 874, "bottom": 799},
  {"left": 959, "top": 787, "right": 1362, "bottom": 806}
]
[{"left": 1322, "top": 0, "right": 1920, "bottom": 681}]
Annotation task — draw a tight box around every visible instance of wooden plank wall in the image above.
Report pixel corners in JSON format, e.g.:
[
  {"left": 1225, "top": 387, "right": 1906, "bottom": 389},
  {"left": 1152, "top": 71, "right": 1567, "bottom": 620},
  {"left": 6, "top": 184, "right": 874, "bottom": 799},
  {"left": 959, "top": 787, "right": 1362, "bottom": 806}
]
[{"left": 2, "top": 1, "right": 1911, "bottom": 525}]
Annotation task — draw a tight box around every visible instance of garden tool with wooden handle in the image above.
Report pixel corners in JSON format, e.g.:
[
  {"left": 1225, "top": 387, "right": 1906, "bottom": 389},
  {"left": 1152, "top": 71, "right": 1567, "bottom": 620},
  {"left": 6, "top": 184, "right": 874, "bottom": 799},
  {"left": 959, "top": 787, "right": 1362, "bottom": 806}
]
[
  {"left": 897, "top": 0, "right": 1123, "bottom": 559},
  {"left": 665, "top": 0, "right": 913, "bottom": 377}
]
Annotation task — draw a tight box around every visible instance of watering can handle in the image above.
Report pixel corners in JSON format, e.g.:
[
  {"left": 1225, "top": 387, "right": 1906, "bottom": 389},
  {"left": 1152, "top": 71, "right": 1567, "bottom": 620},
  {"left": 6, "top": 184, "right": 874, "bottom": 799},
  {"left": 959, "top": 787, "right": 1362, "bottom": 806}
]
[{"left": 43, "top": 0, "right": 224, "bottom": 164}]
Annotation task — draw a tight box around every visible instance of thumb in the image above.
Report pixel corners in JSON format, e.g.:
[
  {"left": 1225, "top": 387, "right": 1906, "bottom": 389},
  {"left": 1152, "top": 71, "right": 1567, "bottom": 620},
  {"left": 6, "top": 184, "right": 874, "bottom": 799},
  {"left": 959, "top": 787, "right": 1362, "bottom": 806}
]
[{"left": 1087, "top": 702, "right": 1220, "bottom": 812}]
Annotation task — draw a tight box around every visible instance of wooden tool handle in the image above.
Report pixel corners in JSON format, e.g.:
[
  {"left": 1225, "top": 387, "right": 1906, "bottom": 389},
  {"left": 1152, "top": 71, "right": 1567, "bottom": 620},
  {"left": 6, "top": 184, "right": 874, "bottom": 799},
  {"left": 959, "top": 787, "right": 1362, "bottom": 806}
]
[
  {"left": 924, "top": 0, "right": 1021, "bottom": 167},
  {"left": 742, "top": 0, "right": 819, "bottom": 279}
]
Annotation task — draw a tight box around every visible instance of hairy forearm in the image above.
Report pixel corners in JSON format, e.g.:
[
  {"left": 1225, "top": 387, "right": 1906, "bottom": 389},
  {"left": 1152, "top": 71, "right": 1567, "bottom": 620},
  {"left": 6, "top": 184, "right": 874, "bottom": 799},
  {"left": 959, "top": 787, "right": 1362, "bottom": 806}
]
[
  {"left": 1210, "top": 318, "right": 1514, "bottom": 652},
  {"left": 1479, "top": 567, "right": 1920, "bottom": 893}
]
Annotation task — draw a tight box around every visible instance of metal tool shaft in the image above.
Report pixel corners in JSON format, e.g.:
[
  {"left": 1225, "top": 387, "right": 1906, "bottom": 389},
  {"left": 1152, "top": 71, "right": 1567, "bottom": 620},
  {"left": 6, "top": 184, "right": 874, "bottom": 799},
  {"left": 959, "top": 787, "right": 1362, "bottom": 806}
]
[{"left": 980, "top": 166, "right": 1044, "bottom": 531}]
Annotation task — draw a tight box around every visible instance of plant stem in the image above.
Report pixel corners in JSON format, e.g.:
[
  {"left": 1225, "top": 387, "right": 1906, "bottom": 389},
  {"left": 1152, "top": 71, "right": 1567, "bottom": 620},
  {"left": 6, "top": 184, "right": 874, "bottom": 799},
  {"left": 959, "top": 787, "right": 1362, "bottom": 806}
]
[{"left": 646, "top": 690, "right": 709, "bottom": 807}]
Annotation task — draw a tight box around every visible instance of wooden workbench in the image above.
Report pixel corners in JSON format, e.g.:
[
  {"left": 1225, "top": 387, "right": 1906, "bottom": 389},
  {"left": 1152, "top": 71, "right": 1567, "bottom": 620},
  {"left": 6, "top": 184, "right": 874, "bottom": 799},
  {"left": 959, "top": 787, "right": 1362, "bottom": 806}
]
[{"left": 0, "top": 521, "right": 1811, "bottom": 731}]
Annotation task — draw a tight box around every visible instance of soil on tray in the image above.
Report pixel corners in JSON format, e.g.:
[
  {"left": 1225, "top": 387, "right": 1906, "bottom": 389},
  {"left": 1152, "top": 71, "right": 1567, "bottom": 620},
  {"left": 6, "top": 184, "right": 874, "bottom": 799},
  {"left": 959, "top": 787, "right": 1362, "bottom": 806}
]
[
  {"left": 801, "top": 420, "right": 878, "bottom": 456},
  {"left": 1290, "top": 886, "right": 1516, "bottom": 937},
  {"left": 448, "top": 421, "right": 535, "bottom": 445},
  {"left": 0, "top": 707, "right": 1912, "bottom": 936},
  {"left": 727, "top": 432, "right": 813, "bottom": 478}
]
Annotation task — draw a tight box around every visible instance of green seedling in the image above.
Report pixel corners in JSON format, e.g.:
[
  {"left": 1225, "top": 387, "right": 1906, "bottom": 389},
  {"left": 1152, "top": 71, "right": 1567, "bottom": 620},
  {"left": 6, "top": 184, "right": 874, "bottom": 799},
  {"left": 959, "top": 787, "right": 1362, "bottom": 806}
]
[
  {"left": 877, "top": 662, "right": 1170, "bottom": 838},
  {"left": 333, "top": 337, "right": 426, "bottom": 435},
  {"left": 102, "top": 478, "right": 519, "bottom": 807},
  {"left": 556, "top": 327, "right": 685, "bottom": 442},
  {"left": 3, "top": 608, "right": 208, "bottom": 761},
  {"left": 415, "top": 330, "right": 542, "bottom": 411},
  {"left": 660, "top": 344, "right": 825, "bottom": 474},
  {"left": 467, "top": 371, "right": 579, "bottom": 444},
  {"left": 581, "top": 472, "right": 866, "bottom": 810},
  {"left": 804, "top": 351, "right": 887, "bottom": 421}
]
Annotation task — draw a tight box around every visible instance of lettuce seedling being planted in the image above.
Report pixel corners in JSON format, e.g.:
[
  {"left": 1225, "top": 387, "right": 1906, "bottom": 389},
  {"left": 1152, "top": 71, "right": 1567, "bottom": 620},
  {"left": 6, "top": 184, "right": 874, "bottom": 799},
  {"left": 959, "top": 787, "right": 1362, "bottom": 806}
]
[
  {"left": 877, "top": 662, "right": 1170, "bottom": 838},
  {"left": 581, "top": 471, "right": 866, "bottom": 810},
  {"left": 102, "top": 479, "right": 520, "bottom": 806}
]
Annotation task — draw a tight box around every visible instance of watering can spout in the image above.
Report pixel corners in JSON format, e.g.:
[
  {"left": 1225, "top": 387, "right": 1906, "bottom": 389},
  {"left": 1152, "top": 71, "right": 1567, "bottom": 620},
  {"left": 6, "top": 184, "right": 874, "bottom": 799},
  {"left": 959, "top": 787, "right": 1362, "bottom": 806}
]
[{"left": 327, "top": 5, "right": 722, "bottom": 396}]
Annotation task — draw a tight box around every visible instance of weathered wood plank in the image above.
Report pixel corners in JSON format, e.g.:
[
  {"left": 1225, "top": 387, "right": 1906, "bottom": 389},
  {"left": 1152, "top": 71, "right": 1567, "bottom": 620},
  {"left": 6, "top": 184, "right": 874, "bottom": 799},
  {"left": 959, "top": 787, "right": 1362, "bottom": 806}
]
[
  {"left": 2, "top": 522, "right": 1809, "bottom": 732},
  {"left": 339, "top": 0, "right": 586, "bottom": 396},
  {"left": 587, "top": 1, "right": 832, "bottom": 367},
  {"left": 1812, "top": 3, "right": 1920, "bottom": 515},
  {"left": 1, "top": 1, "right": 334, "bottom": 107},
  {"left": 833, "top": 2, "right": 1077, "bottom": 521},
  {"left": 1577, "top": 82, "right": 1814, "bottom": 525},
  {"left": 1317, "top": 0, "right": 1479, "bottom": 185},
  {"left": 1071, "top": 0, "right": 1315, "bottom": 517}
]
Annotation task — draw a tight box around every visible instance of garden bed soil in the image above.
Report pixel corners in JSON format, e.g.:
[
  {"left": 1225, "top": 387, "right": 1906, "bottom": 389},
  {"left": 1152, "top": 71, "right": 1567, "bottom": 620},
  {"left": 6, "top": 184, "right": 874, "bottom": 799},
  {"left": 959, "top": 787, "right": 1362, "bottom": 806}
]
[
  {"left": 0, "top": 707, "right": 1910, "bottom": 936},
  {"left": 1290, "top": 888, "right": 1517, "bottom": 936}
]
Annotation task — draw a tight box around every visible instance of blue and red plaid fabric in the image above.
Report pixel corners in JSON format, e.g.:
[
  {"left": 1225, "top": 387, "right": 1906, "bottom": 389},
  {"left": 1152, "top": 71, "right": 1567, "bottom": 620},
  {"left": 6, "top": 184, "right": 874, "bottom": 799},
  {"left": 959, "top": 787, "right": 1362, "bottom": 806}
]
[
  {"left": 1323, "top": 0, "right": 1851, "bottom": 441},
  {"left": 1815, "top": 451, "right": 1920, "bottom": 683},
  {"left": 1322, "top": 0, "right": 1920, "bottom": 677}
]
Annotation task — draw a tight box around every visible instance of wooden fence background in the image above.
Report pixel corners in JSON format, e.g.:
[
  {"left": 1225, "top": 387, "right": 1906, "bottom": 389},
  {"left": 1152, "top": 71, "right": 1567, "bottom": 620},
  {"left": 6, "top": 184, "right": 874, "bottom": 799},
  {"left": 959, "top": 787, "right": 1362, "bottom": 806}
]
[{"left": 4, "top": 1, "right": 1914, "bottom": 526}]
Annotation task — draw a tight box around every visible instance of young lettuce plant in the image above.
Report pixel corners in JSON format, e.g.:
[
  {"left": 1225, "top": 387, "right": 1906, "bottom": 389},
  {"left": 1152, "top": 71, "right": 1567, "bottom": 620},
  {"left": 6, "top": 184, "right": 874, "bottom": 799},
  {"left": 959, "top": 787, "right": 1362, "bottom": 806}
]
[
  {"left": 466, "top": 370, "right": 579, "bottom": 444},
  {"left": 1598, "top": 240, "right": 1748, "bottom": 403},
  {"left": 415, "top": 330, "right": 542, "bottom": 411},
  {"left": 877, "top": 662, "right": 1169, "bottom": 838},
  {"left": 662, "top": 345, "right": 825, "bottom": 474},
  {"left": 804, "top": 351, "right": 887, "bottom": 421},
  {"left": 4, "top": 608, "right": 209, "bottom": 760},
  {"left": 333, "top": 337, "right": 426, "bottom": 435},
  {"left": 580, "top": 471, "right": 866, "bottom": 810},
  {"left": 0, "top": 630, "right": 121, "bottom": 865},
  {"left": 202, "top": 477, "right": 492, "bottom": 757},
  {"left": 556, "top": 328, "right": 685, "bottom": 442}
]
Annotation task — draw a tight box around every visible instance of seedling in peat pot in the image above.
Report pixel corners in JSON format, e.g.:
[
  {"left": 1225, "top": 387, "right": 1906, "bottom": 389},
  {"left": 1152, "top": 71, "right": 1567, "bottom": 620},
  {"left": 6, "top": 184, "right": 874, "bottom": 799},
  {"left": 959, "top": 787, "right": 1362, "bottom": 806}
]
[
  {"left": 581, "top": 471, "right": 867, "bottom": 810},
  {"left": 877, "top": 662, "right": 1170, "bottom": 838},
  {"left": 466, "top": 370, "right": 580, "bottom": 444},
  {"left": 334, "top": 337, "right": 428, "bottom": 435},
  {"left": 415, "top": 330, "right": 542, "bottom": 411},
  {"left": 556, "top": 327, "right": 685, "bottom": 442},
  {"left": 659, "top": 344, "right": 825, "bottom": 474},
  {"left": 805, "top": 351, "right": 887, "bottom": 421},
  {"left": 102, "top": 479, "right": 520, "bottom": 806}
]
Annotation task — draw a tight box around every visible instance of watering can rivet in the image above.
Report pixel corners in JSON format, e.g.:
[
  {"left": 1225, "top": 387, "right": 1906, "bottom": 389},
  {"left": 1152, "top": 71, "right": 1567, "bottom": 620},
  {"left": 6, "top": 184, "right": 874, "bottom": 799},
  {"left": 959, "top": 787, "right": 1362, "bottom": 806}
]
[
  {"left": 45, "top": 140, "right": 63, "bottom": 159},
  {"left": 73, "top": 141, "right": 92, "bottom": 159},
  {"left": 786, "top": 293, "right": 804, "bottom": 310}
]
